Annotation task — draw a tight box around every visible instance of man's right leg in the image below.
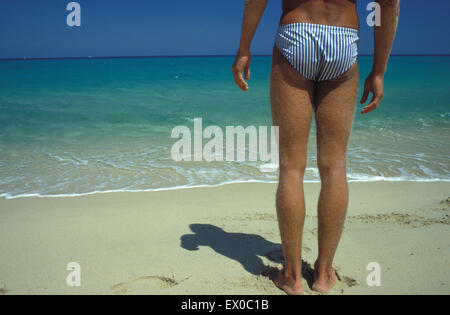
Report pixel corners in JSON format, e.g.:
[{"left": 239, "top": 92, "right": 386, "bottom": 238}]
[
  {"left": 313, "top": 63, "right": 359, "bottom": 293},
  {"left": 269, "top": 47, "right": 315, "bottom": 295}
]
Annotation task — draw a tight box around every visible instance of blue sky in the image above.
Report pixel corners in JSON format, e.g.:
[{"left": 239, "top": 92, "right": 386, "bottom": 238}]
[{"left": 0, "top": 0, "right": 449, "bottom": 58}]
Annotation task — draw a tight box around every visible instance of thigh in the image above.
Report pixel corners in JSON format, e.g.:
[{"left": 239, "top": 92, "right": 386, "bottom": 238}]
[
  {"left": 314, "top": 63, "right": 359, "bottom": 166},
  {"left": 270, "top": 47, "right": 315, "bottom": 169}
]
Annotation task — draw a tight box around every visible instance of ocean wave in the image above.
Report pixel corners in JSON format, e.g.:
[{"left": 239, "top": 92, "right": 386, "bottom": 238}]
[
  {"left": 1, "top": 149, "right": 449, "bottom": 200},
  {"left": 1, "top": 176, "right": 449, "bottom": 200}
]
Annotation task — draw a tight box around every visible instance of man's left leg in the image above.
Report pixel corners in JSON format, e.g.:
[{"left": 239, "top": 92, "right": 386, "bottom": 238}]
[{"left": 269, "top": 47, "right": 315, "bottom": 295}]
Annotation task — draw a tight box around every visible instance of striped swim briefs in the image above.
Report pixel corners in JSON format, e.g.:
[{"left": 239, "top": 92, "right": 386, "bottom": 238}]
[{"left": 275, "top": 23, "right": 360, "bottom": 82}]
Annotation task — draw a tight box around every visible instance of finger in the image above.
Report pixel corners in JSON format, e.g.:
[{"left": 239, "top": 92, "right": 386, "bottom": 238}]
[
  {"left": 232, "top": 69, "right": 248, "bottom": 92},
  {"left": 360, "top": 89, "right": 370, "bottom": 104},
  {"left": 244, "top": 66, "right": 250, "bottom": 81},
  {"left": 361, "top": 103, "right": 377, "bottom": 114},
  {"left": 361, "top": 95, "right": 382, "bottom": 114}
]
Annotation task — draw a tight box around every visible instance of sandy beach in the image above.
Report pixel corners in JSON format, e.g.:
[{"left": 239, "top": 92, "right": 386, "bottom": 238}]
[{"left": 0, "top": 181, "right": 449, "bottom": 295}]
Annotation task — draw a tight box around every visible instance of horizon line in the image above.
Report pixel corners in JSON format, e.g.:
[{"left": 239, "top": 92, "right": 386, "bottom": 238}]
[{"left": 0, "top": 54, "right": 449, "bottom": 61}]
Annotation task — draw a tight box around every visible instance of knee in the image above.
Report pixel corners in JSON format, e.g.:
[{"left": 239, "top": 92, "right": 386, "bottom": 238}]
[
  {"left": 317, "top": 156, "right": 347, "bottom": 179},
  {"left": 279, "top": 158, "right": 307, "bottom": 179}
]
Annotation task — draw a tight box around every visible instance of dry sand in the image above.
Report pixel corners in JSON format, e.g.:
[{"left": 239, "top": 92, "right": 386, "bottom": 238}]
[{"left": 0, "top": 181, "right": 449, "bottom": 295}]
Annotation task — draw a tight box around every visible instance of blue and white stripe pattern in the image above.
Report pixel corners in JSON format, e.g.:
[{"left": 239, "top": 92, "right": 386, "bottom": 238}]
[{"left": 275, "top": 23, "right": 359, "bottom": 82}]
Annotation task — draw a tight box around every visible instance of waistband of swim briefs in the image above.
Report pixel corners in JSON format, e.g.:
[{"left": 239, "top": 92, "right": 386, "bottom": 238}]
[{"left": 278, "top": 22, "right": 359, "bottom": 35}]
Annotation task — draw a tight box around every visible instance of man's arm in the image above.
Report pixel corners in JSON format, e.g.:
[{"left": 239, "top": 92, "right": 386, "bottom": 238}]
[
  {"left": 360, "top": 0, "right": 400, "bottom": 114},
  {"left": 232, "top": 0, "right": 269, "bottom": 92}
]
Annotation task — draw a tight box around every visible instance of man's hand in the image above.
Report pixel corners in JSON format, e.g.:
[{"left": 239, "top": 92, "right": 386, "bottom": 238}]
[
  {"left": 360, "top": 73, "right": 384, "bottom": 114},
  {"left": 232, "top": 49, "right": 252, "bottom": 92}
]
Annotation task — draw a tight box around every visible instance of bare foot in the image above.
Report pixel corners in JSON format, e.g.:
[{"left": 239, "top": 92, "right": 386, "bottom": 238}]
[
  {"left": 312, "top": 264, "right": 337, "bottom": 294},
  {"left": 269, "top": 268, "right": 303, "bottom": 295}
]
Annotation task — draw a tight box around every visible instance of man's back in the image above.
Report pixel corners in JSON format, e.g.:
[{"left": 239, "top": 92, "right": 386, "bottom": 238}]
[{"left": 281, "top": 0, "right": 359, "bottom": 28}]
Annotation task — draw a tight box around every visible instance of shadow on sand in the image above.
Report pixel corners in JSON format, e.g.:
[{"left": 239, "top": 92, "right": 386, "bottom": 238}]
[{"left": 180, "top": 224, "right": 314, "bottom": 287}]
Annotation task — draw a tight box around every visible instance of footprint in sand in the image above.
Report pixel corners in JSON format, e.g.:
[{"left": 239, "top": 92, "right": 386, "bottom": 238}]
[
  {"left": 312, "top": 271, "right": 358, "bottom": 295},
  {"left": 336, "top": 272, "right": 358, "bottom": 288},
  {"left": 111, "top": 276, "right": 178, "bottom": 294},
  {"left": 440, "top": 198, "right": 450, "bottom": 211}
]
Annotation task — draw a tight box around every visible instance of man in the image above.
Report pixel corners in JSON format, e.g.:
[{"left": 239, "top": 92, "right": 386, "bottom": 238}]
[{"left": 232, "top": 0, "right": 399, "bottom": 295}]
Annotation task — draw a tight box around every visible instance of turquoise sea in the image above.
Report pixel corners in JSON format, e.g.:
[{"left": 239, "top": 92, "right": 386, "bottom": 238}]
[{"left": 0, "top": 56, "right": 449, "bottom": 198}]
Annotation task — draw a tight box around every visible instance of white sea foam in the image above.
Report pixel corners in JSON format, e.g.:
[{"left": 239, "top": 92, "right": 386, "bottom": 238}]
[
  {"left": 1, "top": 176, "right": 449, "bottom": 200},
  {"left": 259, "top": 163, "right": 279, "bottom": 173}
]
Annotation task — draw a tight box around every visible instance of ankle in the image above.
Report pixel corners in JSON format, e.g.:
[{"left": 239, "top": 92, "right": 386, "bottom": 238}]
[
  {"left": 283, "top": 270, "right": 302, "bottom": 285},
  {"left": 314, "top": 261, "right": 334, "bottom": 278}
]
